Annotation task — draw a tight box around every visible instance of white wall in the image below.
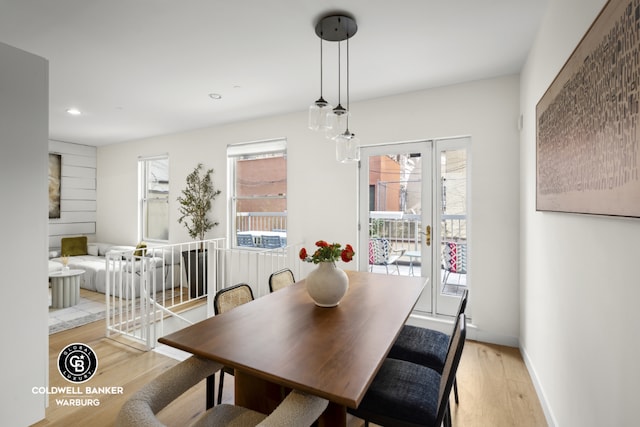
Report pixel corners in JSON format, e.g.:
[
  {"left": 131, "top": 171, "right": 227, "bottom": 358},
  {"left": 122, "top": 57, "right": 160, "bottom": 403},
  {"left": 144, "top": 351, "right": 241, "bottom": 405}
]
[
  {"left": 48, "top": 140, "right": 97, "bottom": 250},
  {"left": 98, "top": 74, "right": 522, "bottom": 345},
  {"left": 520, "top": 0, "right": 639, "bottom": 425},
  {"left": 0, "top": 42, "right": 49, "bottom": 426}
]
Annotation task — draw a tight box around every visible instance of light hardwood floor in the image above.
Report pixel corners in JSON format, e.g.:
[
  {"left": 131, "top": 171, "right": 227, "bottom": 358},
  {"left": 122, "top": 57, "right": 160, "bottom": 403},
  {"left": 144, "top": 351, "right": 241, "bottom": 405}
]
[{"left": 34, "top": 319, "right": 547, "bottom": 427}]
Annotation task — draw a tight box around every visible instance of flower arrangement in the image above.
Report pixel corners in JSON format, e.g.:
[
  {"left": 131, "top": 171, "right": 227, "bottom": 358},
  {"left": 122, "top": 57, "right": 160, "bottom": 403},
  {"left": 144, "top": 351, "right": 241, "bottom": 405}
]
[{"left": 299, "top": 240, "right": 355, "bottom": 264}]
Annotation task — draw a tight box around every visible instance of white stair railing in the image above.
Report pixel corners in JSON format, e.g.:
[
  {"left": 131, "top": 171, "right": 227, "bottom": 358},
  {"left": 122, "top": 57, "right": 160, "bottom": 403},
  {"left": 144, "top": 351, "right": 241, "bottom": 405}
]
[{"left": 106, "top": 238, "right": 304, "bottom": 350}]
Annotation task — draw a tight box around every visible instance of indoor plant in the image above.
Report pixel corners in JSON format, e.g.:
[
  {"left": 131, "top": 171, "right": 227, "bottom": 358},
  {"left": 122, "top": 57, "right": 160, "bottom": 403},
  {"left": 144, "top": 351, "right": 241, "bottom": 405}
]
[
  {"left": 177, "top": 163, "right": 221, "bottom": 297},
  {"left": 299, "top": 240, "right": 355, "bottom": 307}
]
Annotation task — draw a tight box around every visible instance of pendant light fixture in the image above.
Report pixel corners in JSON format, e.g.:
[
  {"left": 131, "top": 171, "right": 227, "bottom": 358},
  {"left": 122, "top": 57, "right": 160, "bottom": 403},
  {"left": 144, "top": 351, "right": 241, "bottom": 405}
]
[
  {"left": 308, "top": 36, "right": 332, "bottom": 130},
  {"left": 309, "top": 14, "right": 357, "bottom": 146}
]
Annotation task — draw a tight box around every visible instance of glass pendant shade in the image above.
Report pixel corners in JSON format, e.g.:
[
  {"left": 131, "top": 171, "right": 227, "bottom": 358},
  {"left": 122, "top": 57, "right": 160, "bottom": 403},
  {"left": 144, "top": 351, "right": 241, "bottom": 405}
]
[
  {"left": 335, "top": 130, "right": 360, "bottom": 163},
  {"left": 325, "top": 105, "right": 349, "bottom": 140},
  {"left": 308, "top": 97, "right": 332, "bottom": 131}
]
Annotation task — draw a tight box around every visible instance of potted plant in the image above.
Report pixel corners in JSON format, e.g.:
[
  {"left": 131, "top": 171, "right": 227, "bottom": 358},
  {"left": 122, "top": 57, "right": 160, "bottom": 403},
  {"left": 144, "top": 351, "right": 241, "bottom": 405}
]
[{"left": 177, "top": 163, "right": 221, "bottom": 297}]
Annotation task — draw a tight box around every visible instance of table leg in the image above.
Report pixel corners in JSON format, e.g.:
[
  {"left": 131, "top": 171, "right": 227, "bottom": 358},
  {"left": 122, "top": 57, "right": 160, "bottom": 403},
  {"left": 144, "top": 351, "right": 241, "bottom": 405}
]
[
  {"left": 51, "top": 279, "right": 61, "bottom": 308},
  {"left": 235, "top": 371, "right": 284, "bottom": 414},
  {"left": 234, "top": 371, "right": 347, "bottom": 427},
  {"left": 318, "top": 401, "right": 347, "bottom": 427}
]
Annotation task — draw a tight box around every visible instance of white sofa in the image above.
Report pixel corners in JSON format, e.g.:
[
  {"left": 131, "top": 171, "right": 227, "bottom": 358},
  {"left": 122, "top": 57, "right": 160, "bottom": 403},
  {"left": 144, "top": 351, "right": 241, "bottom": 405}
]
[{"left": 49, "top": 242, "right": 179, "bottom": 298}]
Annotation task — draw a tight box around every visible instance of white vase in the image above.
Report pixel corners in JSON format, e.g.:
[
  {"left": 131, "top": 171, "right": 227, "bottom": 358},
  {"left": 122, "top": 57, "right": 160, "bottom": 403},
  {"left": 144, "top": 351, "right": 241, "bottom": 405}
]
[{"left": 305, "top": 262, "right": 349, "bottom": 307}]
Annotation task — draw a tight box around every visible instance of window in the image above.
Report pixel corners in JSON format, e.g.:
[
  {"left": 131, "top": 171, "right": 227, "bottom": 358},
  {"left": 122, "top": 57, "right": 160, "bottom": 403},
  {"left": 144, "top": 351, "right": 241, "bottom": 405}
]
[
  {"left": 228, "top": 139, "right": 287, "bottom": 248},
  {"left": 138, "top": 155, "right": 169, "bottom": 241}
]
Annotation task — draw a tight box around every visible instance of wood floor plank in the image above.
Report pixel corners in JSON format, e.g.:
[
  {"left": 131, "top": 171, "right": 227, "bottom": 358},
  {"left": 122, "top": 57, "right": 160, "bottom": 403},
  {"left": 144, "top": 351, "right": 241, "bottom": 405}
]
[{"left": 35, "top": 319, "right": 547, "bottom": 427}]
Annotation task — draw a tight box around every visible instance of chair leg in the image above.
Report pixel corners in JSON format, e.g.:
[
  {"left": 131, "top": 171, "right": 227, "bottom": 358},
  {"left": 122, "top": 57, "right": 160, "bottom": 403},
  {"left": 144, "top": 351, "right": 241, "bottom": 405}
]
[
  {"left": 217, "top": 370, "right": 225, "bottom": 405},
  {"left": 206, "top": 374, "right": 216, "bottom": 409},
  {"left": 442, "top": 270, "right": 450, "bottom": 287},
  {"left": 445, "top": 403, "right": 452, "bottom": 427},
  {"left": 453, "top": 376, "right": 459, "bottom": 404}
]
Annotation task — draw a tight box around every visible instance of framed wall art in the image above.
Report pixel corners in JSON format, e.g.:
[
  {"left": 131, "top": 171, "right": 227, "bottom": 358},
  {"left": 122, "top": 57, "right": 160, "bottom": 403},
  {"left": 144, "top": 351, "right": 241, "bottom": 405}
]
[
  {"left": 49, "top": 153, "right": 61, "bottom": 219},
  {"left": 536, "top": 0, "right": 640, "bottom": 217}
]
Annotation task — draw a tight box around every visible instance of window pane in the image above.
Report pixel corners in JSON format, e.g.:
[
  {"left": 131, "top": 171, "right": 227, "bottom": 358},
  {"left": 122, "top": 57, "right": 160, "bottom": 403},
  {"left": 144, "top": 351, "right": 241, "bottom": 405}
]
[
  {"left": 145, "top": 198, "right": 169, "bottom": 240},
  {"left": 440, "top": 149, "right": 467, "bottom": 241},
  {"left": 140, "top": 156, "right": 169, "bottom": 242},
  {"left": 230, "top": 146, "right": 287, "bottom": 248}
]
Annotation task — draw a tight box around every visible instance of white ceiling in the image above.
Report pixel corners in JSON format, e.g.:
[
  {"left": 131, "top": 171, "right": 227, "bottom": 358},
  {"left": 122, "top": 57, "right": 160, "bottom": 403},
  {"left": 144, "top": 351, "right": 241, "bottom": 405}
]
[{"left": 0, "top": 0, "right": 548, "bottom": 146}]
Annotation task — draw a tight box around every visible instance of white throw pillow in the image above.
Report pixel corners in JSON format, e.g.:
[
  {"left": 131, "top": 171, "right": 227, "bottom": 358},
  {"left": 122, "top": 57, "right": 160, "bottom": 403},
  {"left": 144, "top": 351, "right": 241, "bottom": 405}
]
[{"left": 87, "top": 244, "right": 99, "bottom": 256}]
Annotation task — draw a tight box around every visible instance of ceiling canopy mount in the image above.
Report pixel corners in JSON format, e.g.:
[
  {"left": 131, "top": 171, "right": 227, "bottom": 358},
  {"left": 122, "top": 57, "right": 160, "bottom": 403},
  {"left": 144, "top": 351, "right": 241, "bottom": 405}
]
[{"left": 315, "top": 14, "right": 358, "bottom": 42}]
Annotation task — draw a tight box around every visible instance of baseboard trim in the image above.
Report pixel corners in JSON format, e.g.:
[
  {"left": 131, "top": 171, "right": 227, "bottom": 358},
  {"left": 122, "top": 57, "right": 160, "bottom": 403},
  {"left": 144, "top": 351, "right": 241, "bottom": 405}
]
[
  {"left": 407, "top": 313, "right": 519, "bottom": 347},
  {"left": 519, "top": 343, "right": 558, "bottom": 427}
]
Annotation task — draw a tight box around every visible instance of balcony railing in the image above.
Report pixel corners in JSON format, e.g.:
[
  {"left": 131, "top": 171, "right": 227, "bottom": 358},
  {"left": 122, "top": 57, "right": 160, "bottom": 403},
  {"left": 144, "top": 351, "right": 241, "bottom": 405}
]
[
  {"left": 236, "top": 211, "right": 287, "bottom": 233},
  {"left": 369, "top": 211, "right": 467, "bottom": 252},
  {"left": 368, "top": 211, "right": 467, "bottom": 295}
]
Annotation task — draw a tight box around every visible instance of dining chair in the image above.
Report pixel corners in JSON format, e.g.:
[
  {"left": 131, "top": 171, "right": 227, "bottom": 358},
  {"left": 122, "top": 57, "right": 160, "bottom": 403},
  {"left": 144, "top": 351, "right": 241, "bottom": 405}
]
[
  {"left": 237, "top": 233, "right": 256, "bottom": 247},
  {"left": 442, "top": 241, "right": 467, "bottom": 289},
  {"left": 348, "top": 314, "right": 467, "bottom": 427},
  {"left": 387, "top": 288, "right": 468, "bottom": 404},
  {"left": 213, "top": 283, "right": 255, "bottom": 405},
  {"left": 268, "top": 268, "right": 296, "bottom": 292},
  {"left": 260, "top": 235, "right": 282, "bottom": 249},
  {"left": 116, "top": 355, "right": 329, "bottom": 427},
  {"left": 368, "top": 238, "right": 405, "bottom": 274}
]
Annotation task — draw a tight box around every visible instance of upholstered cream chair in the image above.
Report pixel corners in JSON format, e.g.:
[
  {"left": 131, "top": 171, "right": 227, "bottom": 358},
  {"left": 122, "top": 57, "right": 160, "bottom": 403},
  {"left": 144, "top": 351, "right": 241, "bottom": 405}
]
[{"left": 116, "top": 355, "right": 328, "bottom": 427}]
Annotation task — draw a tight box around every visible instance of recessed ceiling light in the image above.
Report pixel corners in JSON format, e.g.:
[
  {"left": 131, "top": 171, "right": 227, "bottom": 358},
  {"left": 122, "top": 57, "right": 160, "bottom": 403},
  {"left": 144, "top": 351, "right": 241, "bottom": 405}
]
[
  {"left": 208, "top": 93, "right": 222, "bottom": 100},
  {"left": 66, "top": 108, "right": 82, "bottom": 115}
]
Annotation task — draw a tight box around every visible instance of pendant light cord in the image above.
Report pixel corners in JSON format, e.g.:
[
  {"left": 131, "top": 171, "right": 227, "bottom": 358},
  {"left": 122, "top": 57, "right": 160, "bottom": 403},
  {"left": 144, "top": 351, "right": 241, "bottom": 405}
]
[
  {"left": 346, "top": 35, "right": 350, "bottom": 128},
  {"left": 337, "top": 40, "right": 342, "bottom": 106},
  {"left": 319, "top": 35, "right": 324, "bottom": 97}
]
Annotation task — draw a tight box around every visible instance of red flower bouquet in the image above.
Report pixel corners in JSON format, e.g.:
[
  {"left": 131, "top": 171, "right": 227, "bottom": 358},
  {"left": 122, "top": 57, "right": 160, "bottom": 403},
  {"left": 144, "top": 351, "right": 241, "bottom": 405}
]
[{"left": 299, "top": 240, "right": 355, "bottom": 264}]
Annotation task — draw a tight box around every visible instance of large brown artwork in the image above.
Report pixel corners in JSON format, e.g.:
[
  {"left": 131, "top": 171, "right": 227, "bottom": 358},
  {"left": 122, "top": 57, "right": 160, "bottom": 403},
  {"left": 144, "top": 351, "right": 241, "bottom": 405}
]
[
  {"left": 49, "top": 153, "right": 61, "bottom": 218},
  {"left": 536, "top": 0, "right": 640, "bottom": 217}
]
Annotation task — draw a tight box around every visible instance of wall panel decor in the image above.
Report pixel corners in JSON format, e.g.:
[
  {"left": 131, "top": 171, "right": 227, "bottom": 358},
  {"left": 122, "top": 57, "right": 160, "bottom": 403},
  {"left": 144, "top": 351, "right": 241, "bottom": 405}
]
[
  {"left": 48, "top": 153, "right": 61, "bottom": 218},
  {"left": 47, "top": 140, "right": 97, "bottom": 250},
  {"left": 536, "top": 0, "right": 640, "bottom": 217}
]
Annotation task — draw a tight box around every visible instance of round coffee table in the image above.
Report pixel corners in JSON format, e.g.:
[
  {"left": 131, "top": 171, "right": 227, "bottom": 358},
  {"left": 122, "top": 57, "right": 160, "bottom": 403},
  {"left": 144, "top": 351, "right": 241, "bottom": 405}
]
[{"left": 49, "top": 269, "right": 85, "bottom": 308}]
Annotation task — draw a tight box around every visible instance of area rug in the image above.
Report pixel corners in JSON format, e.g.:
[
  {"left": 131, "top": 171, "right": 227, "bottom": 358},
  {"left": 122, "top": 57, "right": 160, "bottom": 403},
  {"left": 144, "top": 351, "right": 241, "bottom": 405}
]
[{"left": 48, "top": 296, "right": 107, "bottom": 335}]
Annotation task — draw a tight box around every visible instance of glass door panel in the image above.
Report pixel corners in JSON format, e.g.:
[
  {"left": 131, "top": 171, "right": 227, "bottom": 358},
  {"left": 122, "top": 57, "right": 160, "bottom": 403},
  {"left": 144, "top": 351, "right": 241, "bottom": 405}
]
[
  {"left": 435, "top": 138, "right": 470, "bottom": 315},
  {"left": 358, "top": 141, "right": 433, "bottom": 313}
]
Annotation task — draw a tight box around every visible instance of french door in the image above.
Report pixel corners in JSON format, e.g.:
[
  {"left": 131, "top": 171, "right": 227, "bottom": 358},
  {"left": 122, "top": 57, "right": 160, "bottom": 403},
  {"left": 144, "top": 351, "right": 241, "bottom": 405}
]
[{"left": 358, "top": 137, "right": 470, "bottom": 316}]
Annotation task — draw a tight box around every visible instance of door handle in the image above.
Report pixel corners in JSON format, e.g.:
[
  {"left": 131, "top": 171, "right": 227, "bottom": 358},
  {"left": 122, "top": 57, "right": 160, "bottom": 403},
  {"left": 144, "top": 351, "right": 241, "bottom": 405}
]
[{"left": 418, "top": 226, "right": 432, "bottom": 246}]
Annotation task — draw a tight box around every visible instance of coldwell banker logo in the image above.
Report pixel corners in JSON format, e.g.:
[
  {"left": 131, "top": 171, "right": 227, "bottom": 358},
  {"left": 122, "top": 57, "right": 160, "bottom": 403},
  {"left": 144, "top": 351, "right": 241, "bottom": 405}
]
[{"left": 58, "top": 343, "right": 98, "bottom": 383}]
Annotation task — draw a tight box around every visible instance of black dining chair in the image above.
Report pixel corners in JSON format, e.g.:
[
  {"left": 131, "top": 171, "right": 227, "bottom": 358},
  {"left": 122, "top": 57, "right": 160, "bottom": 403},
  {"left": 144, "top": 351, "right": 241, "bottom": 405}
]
[
  {"left": 348, "top": 314, "right": 467, "bottom": 427},
  {"left": 268, "top": 268, "right": 295, "bottom": 292},
  {"left": 387, "top": 288, "right": 468, "bottom": 404},
  {"left": 213, "top": 283, "right": 255, "bottom": 405}
]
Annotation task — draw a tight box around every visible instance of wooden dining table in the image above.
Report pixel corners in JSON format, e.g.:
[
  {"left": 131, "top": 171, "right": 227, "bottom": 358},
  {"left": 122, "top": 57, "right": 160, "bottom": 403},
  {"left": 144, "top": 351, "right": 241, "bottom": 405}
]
[{"left": 158, "top": 270, "right": 427, "bottom": 426}]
